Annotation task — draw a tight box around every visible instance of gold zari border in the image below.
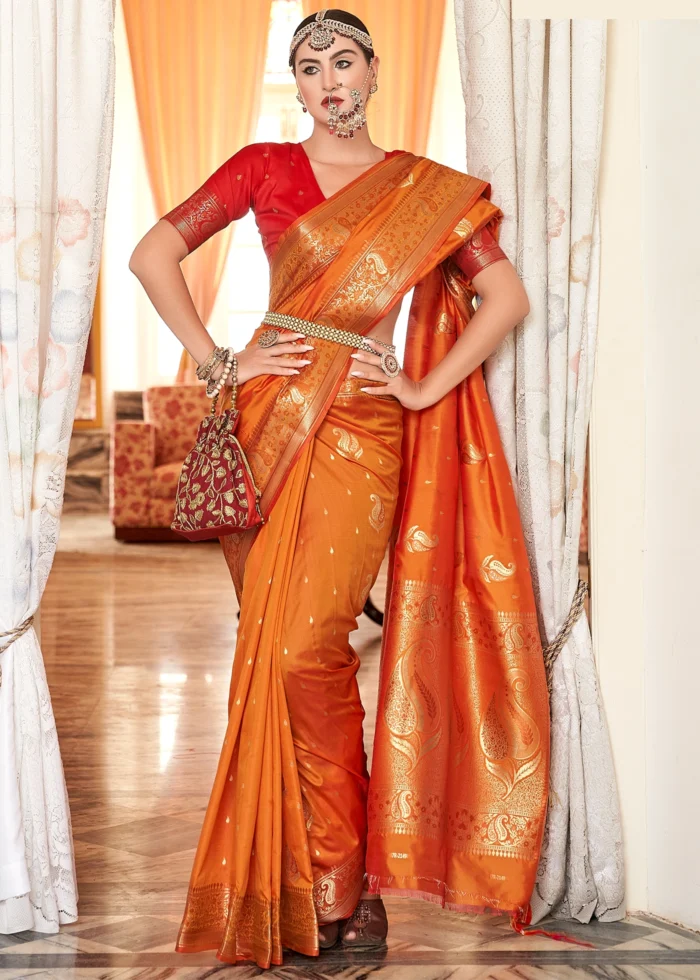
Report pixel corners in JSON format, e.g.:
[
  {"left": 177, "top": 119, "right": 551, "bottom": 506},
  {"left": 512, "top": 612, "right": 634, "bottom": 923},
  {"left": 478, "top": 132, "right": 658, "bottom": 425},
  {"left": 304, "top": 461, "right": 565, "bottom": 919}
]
[{"left": 175, "top": 882, "right": 318, "bottom": 966}]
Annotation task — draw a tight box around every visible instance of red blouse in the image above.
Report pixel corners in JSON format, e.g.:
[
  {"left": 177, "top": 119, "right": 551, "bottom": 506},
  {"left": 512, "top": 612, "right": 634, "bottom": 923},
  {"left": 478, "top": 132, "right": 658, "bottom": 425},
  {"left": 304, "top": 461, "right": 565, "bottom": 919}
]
[{"left": 162, "top": 141, "right": 507, "bottom": 280}]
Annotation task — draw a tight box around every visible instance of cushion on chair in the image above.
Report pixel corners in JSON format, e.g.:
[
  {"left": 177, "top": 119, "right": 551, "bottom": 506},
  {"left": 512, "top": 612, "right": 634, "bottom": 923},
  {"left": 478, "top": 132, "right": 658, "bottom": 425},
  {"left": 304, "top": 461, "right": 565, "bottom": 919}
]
[
  {"left": 149, "top": 496, "right": 177, "bottom": 527},
  {"left": 151, "top": 461, "right": 184, "bottom": 500},
  {"left": 143, "top": 384, "right": 211, "bottom": 466},
  {"left": 109, "top": 420, "right": 156, "bottom": 528}
]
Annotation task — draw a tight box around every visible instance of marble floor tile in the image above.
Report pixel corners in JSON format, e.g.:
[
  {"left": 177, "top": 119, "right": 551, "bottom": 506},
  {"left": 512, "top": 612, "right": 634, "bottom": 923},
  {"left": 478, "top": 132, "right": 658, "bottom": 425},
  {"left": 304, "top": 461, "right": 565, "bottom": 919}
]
[{"left": 11, "top": 513, "right": 697, "bottom": 980}]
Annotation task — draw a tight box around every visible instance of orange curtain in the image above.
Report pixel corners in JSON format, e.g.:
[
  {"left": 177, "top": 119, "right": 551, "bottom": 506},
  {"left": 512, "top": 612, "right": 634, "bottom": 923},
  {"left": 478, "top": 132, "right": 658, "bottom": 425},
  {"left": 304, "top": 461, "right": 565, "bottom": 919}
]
[
  {"left": 123, "top": 0, "right": 273, "bottom": 382},
  {"left": 301, "top": 0, "right": 445, "bottom": 154}
]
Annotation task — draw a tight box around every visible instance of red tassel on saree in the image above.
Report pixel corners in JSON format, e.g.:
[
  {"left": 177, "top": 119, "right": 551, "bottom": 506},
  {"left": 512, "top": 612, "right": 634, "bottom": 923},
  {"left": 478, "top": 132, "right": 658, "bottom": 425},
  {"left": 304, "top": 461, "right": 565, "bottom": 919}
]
[{"left": 173, "top": 152, "right": 550, "bottom": 968}]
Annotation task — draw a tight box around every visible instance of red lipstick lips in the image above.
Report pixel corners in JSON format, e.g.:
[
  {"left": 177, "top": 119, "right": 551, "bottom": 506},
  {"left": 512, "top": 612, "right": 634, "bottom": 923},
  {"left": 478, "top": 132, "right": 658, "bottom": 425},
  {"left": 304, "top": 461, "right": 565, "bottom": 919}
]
[{"left": 321, "top": 95, "right": 343, "bottom": 107}]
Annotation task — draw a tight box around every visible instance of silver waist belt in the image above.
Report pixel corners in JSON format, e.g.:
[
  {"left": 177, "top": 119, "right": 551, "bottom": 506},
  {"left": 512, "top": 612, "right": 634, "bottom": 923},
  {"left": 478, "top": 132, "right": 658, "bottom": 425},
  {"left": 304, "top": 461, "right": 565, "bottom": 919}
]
[{"left": 260, "top": 311, "right": 396, "bottom": 356}]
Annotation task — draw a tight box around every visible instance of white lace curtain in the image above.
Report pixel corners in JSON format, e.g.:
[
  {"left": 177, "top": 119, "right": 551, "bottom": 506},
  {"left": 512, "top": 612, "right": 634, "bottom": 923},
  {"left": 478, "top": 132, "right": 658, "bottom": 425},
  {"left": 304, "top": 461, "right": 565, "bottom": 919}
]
[
  {"left": 0, "top": 0, "right": 115, "bottom": 932},
  {"left": 453, "top": 6, "right": 625, "bottom": 922}
]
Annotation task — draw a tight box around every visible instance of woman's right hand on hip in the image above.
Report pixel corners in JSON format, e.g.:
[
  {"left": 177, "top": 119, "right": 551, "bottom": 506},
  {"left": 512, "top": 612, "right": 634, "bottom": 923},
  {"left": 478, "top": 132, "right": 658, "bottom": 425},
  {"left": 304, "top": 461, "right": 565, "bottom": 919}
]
[{"left": 233, "top": 330, "right": 314, "bottom": 385}]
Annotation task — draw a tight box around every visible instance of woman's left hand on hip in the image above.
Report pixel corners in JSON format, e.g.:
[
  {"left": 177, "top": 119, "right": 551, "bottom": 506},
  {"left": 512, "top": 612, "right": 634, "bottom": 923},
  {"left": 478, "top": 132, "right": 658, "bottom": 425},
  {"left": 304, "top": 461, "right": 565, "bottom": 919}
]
[{"left": 349, "top": 340, "right": 426, "bottom": 410}]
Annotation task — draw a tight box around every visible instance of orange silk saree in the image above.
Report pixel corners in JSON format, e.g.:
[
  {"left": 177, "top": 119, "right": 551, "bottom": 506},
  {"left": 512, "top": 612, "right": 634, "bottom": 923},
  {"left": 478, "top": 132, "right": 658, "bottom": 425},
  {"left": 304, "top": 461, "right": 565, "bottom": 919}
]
[{"left": 174, "top": 152, "right": 550, "bottom": 968}]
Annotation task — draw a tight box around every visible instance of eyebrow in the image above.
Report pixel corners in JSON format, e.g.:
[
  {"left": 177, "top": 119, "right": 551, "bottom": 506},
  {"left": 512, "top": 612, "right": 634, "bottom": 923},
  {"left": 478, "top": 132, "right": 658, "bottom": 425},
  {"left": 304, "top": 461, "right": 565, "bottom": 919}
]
[{"left": 298, "top": 48, "right": 357, "bottom": 65}]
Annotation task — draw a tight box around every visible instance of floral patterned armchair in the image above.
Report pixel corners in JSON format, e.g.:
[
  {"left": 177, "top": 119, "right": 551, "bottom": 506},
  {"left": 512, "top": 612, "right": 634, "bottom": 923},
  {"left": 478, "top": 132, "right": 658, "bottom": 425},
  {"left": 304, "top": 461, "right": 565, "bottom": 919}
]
[{"left": 110, "top": 385, "right": 210, "bottom": 540}]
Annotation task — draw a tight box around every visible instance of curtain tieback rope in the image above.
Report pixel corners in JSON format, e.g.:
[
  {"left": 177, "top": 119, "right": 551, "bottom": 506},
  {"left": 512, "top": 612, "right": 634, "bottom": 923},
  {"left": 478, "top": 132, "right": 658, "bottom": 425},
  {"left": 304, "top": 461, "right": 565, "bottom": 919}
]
[
  {"left": 542, "top": 579, "right": 589, "bottom": 689},
  {"left": 0, "top": 615, "right": 35, "bottom": 688}
]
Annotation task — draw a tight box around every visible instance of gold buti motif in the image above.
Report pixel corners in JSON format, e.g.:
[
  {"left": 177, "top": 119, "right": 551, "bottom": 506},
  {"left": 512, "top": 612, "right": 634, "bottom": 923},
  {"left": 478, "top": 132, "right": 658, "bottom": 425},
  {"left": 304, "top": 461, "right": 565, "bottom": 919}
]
[
  {"left": 329, "top": 220, "right": 351, "bottom": 243},
  {"left": 418, "top": 593, "right": 437, "bottom": 624},
  {"left": 366, "top": 251, "right": 390, "bottom": 276},
  {"left": 405, "top": 525, "right": 439, "bottom": 552},
  {"left": 502, "top": 621, "right": 526, "bottom": 653},
  {"left": 369, "top": 493, "right": 385, "bottom": 531},
  {"left": 390, "top": 789, "right": 414, "bottom": 821},
  {"left": 480, "top": 554, "right": 516, "bottom": 583},
  {"left": 302, "top": 794, "right": 313, "bottom": 831},
  {"left": 479, "top": 668, "right": 542, "bottom": 800},
  {"left": 359, "top": 572, "right": 373, "bottom": 605},
  {"left": 285, "top": 385, "right": 306, "bottom": 406},
  {"left": 283, "top": 842, "right": 301, "bottom": 884},
  {"left": 454, "top": 216, "right": 474, "bottom": 238},
  {"left": 434, "top": 310, "right": 456, "bottom": 334},
  {"left": 462, "top": 441, "right": 485, "bottom": 464},
  {"left": 418, "top": 196, "right": 439, "bottom": 215},
  {"left": 332, "top": 426, "right": 364, "bottom": 459},
  {"left": 451, "top": 600, "right": 541, "bottom": 663},
  {"left": 312, "top": 845, "right": 365, "bottom": 923},
  {"left": 383, "top": 639, "right": 441, "bottom": 778}
]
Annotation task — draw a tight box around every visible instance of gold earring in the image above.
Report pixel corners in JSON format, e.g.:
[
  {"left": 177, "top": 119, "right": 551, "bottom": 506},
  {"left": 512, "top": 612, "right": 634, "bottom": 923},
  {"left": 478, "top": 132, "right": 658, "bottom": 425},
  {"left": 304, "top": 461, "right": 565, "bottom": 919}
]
[{"left": 296, "top": 91, "right": 307, "bottom": 112}]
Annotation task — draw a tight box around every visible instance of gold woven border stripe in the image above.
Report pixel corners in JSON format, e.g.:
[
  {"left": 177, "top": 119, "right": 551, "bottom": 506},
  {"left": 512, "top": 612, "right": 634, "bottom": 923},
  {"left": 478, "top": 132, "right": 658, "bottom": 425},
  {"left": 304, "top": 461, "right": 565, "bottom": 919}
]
[{"left": 262, "top": 311, "right": 395, "bottom": 354}]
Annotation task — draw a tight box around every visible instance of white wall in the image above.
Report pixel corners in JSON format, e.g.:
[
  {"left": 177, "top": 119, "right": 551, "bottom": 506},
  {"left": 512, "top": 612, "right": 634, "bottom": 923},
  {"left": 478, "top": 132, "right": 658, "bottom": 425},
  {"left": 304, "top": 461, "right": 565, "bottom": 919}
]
[
  {"left": 593, "top": 20, "right": 700, "bottom": 928},
  {"left": 591, "top": 18, "right": 648, "bottom": 912},
  {"left": 639, "top": 19, "right": 700, "bottom": 929}
]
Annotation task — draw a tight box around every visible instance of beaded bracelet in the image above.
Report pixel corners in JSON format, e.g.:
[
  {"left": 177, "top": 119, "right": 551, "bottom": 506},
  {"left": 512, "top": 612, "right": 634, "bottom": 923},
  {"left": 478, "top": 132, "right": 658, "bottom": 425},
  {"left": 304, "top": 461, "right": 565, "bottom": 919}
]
[
  {"left": 203, "top": 346, "right": 233, "bottom": 393},
  {"left": 206, "top": 354, "right": 232, "bottom": 397},
  {"left": 209, "top": 352, "right": 238, "bottom": 414},
  {"left": 196, "top": 346, "right": 228, "bottom": 382},
  {"left": 206, "top": 347, "right": 235, "bottom": 398}
]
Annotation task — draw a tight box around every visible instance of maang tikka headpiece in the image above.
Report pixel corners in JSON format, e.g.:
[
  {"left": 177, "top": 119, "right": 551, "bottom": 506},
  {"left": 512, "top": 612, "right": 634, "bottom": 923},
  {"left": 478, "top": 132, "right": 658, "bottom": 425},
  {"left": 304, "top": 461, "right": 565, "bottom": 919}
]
[
  {"left": 288, "top": 9, "right": 374, "bottom": 67},
  {"left": 290, "top": 10, "right": 376, "bottom": 139}
]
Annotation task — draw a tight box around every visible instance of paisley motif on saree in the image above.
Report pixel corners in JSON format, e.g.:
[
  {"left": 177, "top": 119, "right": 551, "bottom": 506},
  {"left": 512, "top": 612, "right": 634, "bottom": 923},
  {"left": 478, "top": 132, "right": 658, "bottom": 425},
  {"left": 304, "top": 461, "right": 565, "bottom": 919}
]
[
  {"left": 174, "top": 152, "right": 549, "bottom": 968},
  {"left": 365, "top": 256, "right": 549, "bottom": 918}
]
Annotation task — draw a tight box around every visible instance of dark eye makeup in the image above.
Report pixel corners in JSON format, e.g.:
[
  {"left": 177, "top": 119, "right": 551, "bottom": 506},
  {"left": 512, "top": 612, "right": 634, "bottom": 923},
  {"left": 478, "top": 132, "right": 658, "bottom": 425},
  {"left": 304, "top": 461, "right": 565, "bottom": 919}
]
[{"left": 302, "top": 58, "right": 353, "bottom": 75}]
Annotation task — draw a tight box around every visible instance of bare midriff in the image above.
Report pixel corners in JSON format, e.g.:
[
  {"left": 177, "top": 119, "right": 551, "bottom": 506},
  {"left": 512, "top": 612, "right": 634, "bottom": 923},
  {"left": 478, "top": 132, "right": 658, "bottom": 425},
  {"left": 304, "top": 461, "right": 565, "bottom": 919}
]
[{"left": 342, "top": 301, "right": 402, "bottom": 379}]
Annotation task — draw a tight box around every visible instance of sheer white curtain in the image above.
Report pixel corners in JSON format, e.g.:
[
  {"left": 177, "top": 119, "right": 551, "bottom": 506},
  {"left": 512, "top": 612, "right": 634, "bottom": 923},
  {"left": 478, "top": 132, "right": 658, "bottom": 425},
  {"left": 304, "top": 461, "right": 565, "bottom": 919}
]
[
  {"left": 0, "top": 0, "right": 115, "bottom": 932},
  {"left": 454, "top": 6, "right": 625, "bottom": 923}
]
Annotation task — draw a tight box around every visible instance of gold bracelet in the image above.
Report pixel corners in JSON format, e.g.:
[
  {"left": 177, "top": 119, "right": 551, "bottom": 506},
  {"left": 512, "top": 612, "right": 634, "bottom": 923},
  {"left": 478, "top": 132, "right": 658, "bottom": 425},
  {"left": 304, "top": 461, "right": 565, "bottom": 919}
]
[
  {"left": 205, "top": 347, "right": 233, "bottom": 393},
  {"left": 206, "top": 358, "right": 231, "bottom": 397},
  {"left": 210, "top": 352, "right": 238, "bottom": 415},
  {"left": 206, "top": 347, "right": 235, "bottom": 397},
  {"left": 197, "top": 346, "right": 227, "bottom": 381}
]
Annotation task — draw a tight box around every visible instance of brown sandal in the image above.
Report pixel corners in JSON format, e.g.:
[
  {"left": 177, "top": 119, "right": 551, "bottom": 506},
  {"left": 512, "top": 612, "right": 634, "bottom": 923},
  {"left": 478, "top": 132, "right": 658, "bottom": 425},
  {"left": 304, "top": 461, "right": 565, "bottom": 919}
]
[
  {"left": 340, "top": 897, "right": 388, "bottom": 948},
  {"left": 318, "top": 917, "right": 344, "bottom": 949}
]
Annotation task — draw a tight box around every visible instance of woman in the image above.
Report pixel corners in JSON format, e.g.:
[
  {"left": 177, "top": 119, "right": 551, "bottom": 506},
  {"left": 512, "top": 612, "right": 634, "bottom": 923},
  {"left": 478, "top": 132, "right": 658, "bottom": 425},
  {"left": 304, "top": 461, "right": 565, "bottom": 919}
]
[{"left": 129, "top": 9, "right": 550, "bottom": 969}]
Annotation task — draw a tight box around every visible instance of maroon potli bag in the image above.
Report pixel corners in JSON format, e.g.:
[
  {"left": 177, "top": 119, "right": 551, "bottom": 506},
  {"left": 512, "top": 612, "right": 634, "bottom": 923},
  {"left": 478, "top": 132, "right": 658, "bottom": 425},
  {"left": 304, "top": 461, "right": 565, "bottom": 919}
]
[{"left": 171, "top": 353, "right": 263, "bottom": 541}]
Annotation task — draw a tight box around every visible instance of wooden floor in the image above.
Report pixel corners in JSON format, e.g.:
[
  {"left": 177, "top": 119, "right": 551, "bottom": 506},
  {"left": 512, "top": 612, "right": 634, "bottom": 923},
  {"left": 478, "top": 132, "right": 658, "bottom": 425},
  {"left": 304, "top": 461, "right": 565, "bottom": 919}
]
[{"left": 3, "top": 513, "right": 699, "bottom": 979}]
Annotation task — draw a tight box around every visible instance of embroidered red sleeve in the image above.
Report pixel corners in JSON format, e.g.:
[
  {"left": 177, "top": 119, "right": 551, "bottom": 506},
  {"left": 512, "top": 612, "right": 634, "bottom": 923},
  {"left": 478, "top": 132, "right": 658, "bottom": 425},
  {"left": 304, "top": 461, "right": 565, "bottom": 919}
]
[
  {"left": 452, "top": 225, "right": 508, "bottom": 280},
  {"left": 161, "top": 143, "right": 267, "bottom": 253}
]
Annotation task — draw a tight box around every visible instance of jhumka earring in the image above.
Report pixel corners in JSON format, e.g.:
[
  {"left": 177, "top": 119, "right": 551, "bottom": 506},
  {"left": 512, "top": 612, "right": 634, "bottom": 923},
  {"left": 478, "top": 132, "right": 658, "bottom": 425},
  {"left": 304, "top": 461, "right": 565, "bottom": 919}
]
[{"left": 296, "top": 91, "right": 307, "bottom": 112}]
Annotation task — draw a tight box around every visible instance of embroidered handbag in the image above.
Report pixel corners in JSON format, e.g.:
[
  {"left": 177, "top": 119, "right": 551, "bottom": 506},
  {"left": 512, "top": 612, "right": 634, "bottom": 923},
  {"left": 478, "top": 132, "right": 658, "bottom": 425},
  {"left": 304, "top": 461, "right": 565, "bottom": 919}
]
[{"left": 171, "top": 378, "right": 263, "bottom": 542}]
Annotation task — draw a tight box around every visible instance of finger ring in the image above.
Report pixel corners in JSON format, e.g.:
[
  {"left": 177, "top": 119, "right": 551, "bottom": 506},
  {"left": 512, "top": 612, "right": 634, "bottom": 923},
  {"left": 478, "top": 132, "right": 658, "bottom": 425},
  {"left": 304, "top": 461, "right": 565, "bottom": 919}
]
[
  {"left": 380, "top": 351, "right": 401, "bottom": 378},
  {"left": 258, "top": 328, "right": 280, "bottom": 348}
]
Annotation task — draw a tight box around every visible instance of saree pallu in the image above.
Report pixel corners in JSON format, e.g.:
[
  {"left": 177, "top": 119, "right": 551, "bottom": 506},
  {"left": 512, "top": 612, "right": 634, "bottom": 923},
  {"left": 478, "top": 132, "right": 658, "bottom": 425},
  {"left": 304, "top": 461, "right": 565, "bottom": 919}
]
[{"left": 175, "top": 152, "right": 550, "bottom": 968}]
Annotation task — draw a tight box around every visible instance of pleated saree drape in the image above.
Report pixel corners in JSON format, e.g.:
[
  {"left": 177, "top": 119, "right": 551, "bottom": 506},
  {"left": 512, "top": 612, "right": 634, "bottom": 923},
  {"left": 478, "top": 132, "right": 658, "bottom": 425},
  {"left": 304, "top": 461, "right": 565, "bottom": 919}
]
[{"left": 174, "top": 153, "right": 550, "bottom": 968}]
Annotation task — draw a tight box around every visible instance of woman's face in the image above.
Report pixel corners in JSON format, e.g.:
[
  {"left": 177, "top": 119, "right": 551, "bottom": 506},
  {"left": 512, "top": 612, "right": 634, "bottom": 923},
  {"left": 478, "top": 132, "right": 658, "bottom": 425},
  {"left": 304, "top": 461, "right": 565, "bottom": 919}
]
[{"left": 293, "top": 36, "right": 378, "bottom": 127}]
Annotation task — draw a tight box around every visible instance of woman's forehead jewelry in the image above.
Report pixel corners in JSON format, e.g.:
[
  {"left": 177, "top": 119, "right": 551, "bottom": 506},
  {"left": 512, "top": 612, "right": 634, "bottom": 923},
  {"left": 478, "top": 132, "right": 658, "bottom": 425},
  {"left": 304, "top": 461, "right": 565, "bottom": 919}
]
[{"left": 289, "top": 9, "right": 373, "bottom": 66}]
